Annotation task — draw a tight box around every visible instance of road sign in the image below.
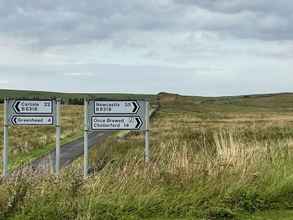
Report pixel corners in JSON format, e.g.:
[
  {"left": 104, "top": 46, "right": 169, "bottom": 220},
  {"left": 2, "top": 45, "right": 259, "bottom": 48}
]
[
  {"left": 91, "top": 116, "right": 143, "bottom": 130},
  {"left": 3, "top": 98, "right": 60, "bottom": 177},
  {"left": 94, "top": 101, "right": 140, "bottom": 114},
  {"left": 13, "top": 100, "right": 53, "bottom": 114},
  {"left": 11, "top": 116, "right": 54, "bottom": 125},
  {"left": 87, "top": 100, "right": 146, "bottom": 131},
  {"left": 7, "top": 99, "right": 56, "bottom": 126},
  {"left": 84, "top": 100, "right": 149, "bottom": 177}
]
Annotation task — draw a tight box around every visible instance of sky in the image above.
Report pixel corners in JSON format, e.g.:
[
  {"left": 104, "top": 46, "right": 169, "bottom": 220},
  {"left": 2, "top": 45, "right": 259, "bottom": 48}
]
[{"left": 0, "top": 0, "right": 292, "bottom": 96}]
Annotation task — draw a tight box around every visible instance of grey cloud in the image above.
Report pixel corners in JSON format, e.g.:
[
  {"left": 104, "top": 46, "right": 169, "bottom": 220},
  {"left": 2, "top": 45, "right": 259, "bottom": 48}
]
[
  {"left": 0, "top": 0, "right": 292, "bottom": 50},
  {"left": 176, "top": 0, "right": 293, "bottom": 15},
  {"left": 0, "top": 0, "right": 185, "bottom": 48},
  {"left": 175, "top": 0, "right": 293, "bottom": 40}
]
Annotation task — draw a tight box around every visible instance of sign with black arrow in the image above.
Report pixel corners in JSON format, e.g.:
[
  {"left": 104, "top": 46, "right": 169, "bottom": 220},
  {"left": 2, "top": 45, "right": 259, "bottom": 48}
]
[
  {"left": 87, "top": 100, "right": 146, "bottom": 131},
  {"left": 7, "top": 99, "right": 56, "bottom": 126},
  {"left": 13, "top": 100, "right": 53, "bottom": 114},
  {"left": 91, "top": 116, "right": 143, "bottom": 130},
  {"left": 94, "top": 101, "right": 140, "bottom": 114},
  {"left": 11, "top": 116, "right": 54, "bottom": 126}
]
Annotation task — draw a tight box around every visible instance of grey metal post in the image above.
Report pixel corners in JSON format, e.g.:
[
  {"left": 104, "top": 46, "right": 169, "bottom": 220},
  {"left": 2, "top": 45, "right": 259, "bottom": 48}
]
[
  {"left": 55, "top": 99, "right": 61, "bottom": 175},
  {"left": 3, "top": 98, "right": 8, "bottom": 177},
  {"left": 84, "top": 99, "right": 89, "bottom": 178},
  {"left": 144, "top": 101, "right": 150, "bottom": 162}
]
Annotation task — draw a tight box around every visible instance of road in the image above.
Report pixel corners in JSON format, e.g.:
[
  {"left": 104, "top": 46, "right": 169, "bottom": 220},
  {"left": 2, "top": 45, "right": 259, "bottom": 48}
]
[{"left": 16, "top": 131, "right": 113, "bottom": 175}]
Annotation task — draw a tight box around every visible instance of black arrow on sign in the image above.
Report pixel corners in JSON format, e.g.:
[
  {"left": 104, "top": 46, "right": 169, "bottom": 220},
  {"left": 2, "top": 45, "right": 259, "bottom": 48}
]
[
  {"left": 132, "top": 101, "right": 139, "bottom": 113},
  {"left": 12, "top": 116, "right": 17, "bottom": 125},
  {"left": 14, "top": 101, "right": 21, "bottom": 113},
  {"left": 135, "top": 117, "right": 142, "bottom": 129}
]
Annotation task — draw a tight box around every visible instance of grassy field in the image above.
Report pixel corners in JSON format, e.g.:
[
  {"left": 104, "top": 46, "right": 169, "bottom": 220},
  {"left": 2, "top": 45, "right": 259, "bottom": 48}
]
[{"left": 1, "top": 92, "right": 293, "bottom": 219}]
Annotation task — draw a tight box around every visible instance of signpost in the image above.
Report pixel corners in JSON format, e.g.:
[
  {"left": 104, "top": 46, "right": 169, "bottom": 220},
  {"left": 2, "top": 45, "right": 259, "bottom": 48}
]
[
  {"left": 144, "top": 102, "right": 150, "bottom": 162},
  {"left": 2, "top": 98, "right": 150, "bottom": 178},
  {"left": 55, "top": 99, "right": 61, "bottom": 175},
  {"left": 3, "top": 99, "right": 8, "bottom": 177},
  {"left": 13, "top": 100, "right": 53, "bottom": 114},
  {"left": 91, "top": 116, "right": 143, "bottom": 130},
  {"left": 7, "top": 100, "right": 56, "bottom": 126},
  {"left": 83, "top": 100, "right": 150, "bottom": 177},
  {"left": 84, "top": 99, "right": 89, "bottom": 179},
  {"left": 11, "top": 116, "right": 54, "bottom": 125},
  {"left": 94, "top": 101, "right": 140, "bottom": 114},
  {"left": 2, "top": 99, "right": 60, "bottom": 177},
  {"left": 87, "top": 101, "right": 147, "bottom": 131}
]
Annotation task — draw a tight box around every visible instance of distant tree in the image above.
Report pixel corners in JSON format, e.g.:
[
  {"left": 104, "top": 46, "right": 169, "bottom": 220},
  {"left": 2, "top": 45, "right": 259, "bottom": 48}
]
[{"left": 68, "top": 98, "right": 84, "bottom": 105}]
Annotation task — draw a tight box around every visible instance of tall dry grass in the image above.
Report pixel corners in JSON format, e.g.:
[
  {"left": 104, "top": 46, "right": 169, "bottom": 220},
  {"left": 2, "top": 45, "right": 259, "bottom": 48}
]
[{"left": 0, "top": 129, "right": 292, "bottom": 219}]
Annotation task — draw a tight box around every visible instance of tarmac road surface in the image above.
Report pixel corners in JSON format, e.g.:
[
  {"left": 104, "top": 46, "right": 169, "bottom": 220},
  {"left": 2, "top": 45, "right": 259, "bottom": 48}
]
[{"left": 15, "top": 131, "right": 113, "bottom": 175}]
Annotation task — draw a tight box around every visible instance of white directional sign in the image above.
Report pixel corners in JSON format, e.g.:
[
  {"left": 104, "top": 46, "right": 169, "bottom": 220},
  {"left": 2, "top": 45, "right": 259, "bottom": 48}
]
[
  {"left": 94, "top": 101, "right": 140, "bottom": 114},
  {"left": 87, "top": 100, "right": 146, "bottom": 131},
  {"left": 91, "top": 116, "right": 143, "bottom": 130},
  {"left": 11, "top": 116, "right": 54, "bottom": 125},
  {"left": 7, "top": 99, "right": 56, "bottom": 126},
  {"left": 13, "top": 100, "right": 53, "bottom": 114}
]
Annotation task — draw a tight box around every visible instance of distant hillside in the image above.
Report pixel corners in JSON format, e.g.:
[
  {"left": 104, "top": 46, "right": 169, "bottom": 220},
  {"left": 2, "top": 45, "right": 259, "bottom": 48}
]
[
  {"left": 1, "top": 89, "right": 293, "bottom": 107},
  {"left": 0, "top": 89, "right": 156, "bottom": 104},
  {"left": 156, "top": 92, "right": 293, "bottom": 114}
]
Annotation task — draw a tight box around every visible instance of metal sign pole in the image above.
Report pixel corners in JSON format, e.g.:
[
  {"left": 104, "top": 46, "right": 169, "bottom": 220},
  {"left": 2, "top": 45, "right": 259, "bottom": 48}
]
[
  {"left": 84, "top": 99, "right": 89, "bottom": 178},
  {"left": 3, "top": 98, "right": 8, "bottom": 177},
  {"left": 144, "top": 101, "right": 150, "bottom": 162},
  {"left": 55, "top": 99, "right": 61, "bottom": 175}
]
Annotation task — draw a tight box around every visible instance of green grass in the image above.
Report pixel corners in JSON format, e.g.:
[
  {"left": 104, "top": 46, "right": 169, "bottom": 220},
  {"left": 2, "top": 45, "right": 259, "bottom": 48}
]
[
  {"left": 2, "top": 92, "right": 293, "bottom": 219},
  {"left": 240, "top": 210, "right": 293, "bottom": 220}
]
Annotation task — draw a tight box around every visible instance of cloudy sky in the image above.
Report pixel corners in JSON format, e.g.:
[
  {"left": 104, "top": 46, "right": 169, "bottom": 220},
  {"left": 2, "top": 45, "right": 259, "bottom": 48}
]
[{"left": 0, "top": 0, "right": 292, "bottom": 96}]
